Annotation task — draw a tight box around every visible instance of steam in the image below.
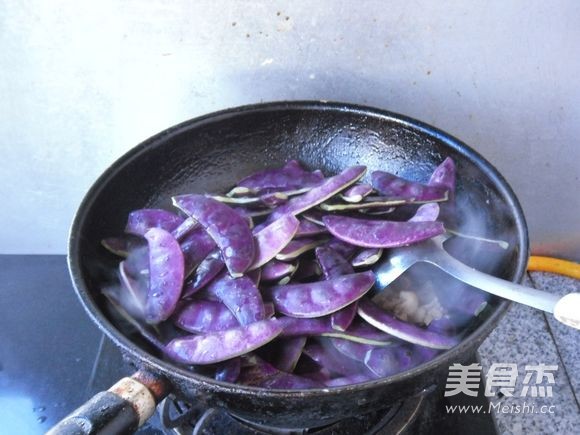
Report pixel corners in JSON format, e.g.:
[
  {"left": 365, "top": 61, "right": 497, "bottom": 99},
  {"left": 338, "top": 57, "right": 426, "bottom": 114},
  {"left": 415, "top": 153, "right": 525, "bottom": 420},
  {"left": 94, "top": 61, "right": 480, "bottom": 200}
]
[
  {"left": 102, "top": 284, "right": 165, "bottom": 351},
  {"left": 374, "top": 174, "right": 516, "bottom": 335}
]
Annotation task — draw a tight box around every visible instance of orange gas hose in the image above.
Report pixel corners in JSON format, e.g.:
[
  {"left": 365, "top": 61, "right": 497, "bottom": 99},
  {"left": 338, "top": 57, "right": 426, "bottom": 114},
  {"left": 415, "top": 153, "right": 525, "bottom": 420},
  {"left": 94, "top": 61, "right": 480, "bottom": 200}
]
[{"left": 527, "top": 256, "right": 580, "bottom": 280}]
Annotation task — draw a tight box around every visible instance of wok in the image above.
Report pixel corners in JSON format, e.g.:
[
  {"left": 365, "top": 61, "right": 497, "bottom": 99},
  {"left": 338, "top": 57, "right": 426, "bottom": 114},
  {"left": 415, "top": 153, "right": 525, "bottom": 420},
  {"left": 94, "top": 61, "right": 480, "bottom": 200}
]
[{"left": 52, "top": 101, "right": 528, "bottom": 433}]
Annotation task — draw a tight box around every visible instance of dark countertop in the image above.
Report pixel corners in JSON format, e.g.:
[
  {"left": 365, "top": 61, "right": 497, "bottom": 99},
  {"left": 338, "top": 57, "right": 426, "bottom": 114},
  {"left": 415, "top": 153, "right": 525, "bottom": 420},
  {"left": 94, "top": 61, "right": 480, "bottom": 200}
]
[
  {"left": 0, "top": 256, "right": 102, "bottom": 433},
  {"left": 0, "top": 256, "right": 162, "bottom": 434}
]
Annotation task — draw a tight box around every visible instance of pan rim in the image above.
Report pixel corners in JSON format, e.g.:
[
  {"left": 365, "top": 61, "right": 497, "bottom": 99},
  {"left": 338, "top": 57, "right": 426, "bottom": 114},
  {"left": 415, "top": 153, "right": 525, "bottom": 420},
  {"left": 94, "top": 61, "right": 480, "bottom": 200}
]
[{"left": 68, "top": 100, "right": 528, "bottom": 397}]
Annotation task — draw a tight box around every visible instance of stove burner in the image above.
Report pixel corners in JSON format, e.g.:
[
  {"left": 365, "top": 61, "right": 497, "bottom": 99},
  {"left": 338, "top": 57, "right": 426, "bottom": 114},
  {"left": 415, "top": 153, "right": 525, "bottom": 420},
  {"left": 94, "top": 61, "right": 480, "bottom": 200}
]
[{"left": 158, "top": 392, "right": 426, "bottom": 435}]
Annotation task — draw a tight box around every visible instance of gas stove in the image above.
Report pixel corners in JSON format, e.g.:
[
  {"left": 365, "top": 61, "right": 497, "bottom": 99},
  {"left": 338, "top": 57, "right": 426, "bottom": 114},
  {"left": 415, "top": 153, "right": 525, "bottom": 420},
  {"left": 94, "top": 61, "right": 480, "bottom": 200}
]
[
  {"left": 157, "top": 391, "right": 425, "bottom": 434},
  {"left": 0, "top": 255, "right": 497, "bottom": 434}
]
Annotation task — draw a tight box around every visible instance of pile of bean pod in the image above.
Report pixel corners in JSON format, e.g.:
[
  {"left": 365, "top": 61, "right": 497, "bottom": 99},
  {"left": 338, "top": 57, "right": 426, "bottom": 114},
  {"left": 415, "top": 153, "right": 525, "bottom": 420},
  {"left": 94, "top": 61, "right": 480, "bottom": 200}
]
[{"left": 101, "top": 158, "right": 487, "bottom": 388}]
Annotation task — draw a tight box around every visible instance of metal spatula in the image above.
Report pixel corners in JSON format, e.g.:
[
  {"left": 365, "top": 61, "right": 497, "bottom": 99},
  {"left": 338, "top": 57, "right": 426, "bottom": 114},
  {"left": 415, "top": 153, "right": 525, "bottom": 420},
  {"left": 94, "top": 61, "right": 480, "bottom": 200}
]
[{"left": 373, "top": 233, "right": 580, "bottom": 329}]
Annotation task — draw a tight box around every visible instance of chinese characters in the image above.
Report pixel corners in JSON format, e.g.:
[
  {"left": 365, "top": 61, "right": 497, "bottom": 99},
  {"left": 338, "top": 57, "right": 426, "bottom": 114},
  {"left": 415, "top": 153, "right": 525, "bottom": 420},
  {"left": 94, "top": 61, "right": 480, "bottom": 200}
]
[{"left": 444, "top": 363, "right": 557, "bottom": 398}]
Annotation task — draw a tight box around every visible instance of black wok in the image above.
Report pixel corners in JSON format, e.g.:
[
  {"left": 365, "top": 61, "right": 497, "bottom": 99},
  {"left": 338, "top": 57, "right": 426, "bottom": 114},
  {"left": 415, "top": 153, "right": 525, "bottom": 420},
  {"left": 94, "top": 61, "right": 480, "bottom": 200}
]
[{"left": 55, "top": 101, "right": 528, "bottom": 433}]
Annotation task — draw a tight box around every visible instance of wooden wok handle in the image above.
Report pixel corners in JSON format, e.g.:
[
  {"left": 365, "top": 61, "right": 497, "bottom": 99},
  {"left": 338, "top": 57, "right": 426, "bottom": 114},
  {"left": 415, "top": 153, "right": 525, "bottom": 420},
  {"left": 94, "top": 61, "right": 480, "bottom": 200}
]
[{"left": 46, "top": 371, "right": 169, "bottom": 434}]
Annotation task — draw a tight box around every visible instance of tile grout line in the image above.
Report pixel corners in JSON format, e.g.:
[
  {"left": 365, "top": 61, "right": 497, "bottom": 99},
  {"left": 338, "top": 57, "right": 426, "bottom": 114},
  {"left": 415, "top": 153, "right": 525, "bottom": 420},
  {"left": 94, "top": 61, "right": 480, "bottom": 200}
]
[{"left": 527, "top": 272, "right": 580, "bottom": 411}]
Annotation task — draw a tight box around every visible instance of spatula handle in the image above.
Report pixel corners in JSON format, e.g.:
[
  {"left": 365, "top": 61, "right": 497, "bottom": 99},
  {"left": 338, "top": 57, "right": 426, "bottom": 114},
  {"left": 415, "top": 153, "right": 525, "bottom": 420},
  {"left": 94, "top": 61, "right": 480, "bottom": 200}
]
[{"left": 554, "top": 293, "right": 580, "bottom": 329}]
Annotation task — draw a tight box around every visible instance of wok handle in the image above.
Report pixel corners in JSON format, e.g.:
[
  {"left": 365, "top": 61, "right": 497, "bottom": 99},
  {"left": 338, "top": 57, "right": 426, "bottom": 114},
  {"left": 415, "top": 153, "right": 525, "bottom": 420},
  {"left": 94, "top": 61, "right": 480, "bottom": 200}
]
[{"left": 46, "top": 370, "right": 169, "bottom": 435}]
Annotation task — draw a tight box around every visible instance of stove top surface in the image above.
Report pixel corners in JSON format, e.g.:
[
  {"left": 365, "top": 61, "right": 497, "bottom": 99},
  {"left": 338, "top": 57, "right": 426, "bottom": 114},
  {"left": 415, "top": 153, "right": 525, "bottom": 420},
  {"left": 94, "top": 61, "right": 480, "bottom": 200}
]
[{"left": 0, "top": 255, "right": 497, "bottom": 434}]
